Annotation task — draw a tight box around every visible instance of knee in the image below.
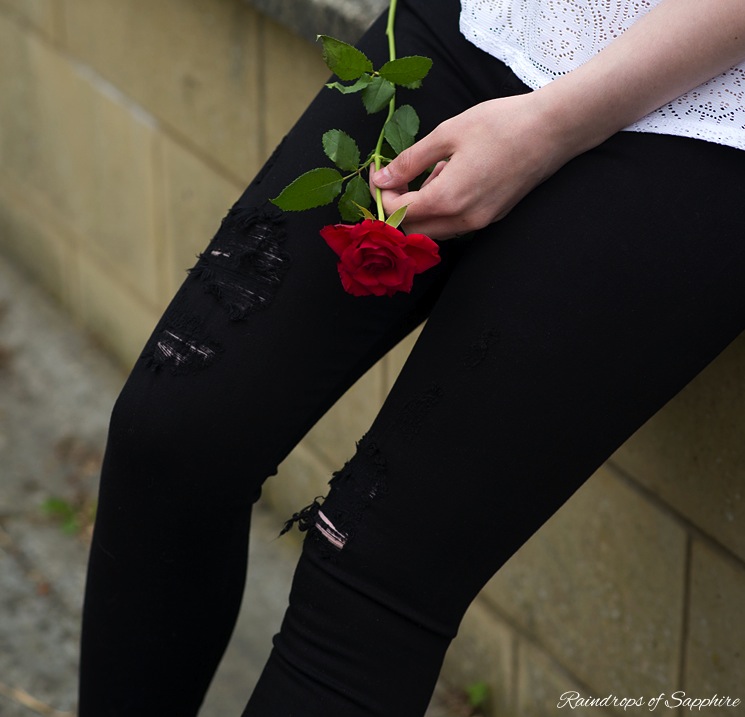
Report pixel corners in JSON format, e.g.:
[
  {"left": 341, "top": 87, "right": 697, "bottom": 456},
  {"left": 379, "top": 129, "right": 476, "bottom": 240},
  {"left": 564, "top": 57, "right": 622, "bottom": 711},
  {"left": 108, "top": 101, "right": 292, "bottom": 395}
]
[
  {"left": 105, "top": 360, "right": 257, "bottom": 474},
  {"left": 103, "top": 366, "right": 268, "bottom": 511}
]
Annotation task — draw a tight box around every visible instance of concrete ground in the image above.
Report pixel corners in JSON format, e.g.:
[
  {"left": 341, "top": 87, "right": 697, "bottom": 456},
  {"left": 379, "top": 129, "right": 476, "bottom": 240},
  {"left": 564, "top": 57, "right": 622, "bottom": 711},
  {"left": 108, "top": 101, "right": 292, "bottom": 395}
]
[{"left": 0, "top": 253, "right": 464, "bottom": 717}]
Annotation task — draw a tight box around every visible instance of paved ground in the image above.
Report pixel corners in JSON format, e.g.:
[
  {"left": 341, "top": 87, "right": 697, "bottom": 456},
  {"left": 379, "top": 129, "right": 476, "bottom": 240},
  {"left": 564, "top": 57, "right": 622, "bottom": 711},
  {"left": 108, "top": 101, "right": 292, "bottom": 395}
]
[{"left": 0, "top": 253, "right": 463, "bottom": 717}]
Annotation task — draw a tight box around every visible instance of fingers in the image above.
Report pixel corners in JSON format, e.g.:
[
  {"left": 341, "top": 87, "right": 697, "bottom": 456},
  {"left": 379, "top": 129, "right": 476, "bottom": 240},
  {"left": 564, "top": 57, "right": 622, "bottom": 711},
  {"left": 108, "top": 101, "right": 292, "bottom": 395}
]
[
  {"left": 382, "top": 159, "right": 512, "bottom": 240},
  {"left": 377, "top": 155, "right": 467, "bottom": 237},
  {"left": 370, "top": 159, "right": 447, "bottom": 207},
  {"left": 387, "top": 188, "right": 470, "bottom": 240},
  {"left": 402, "top": 217, "right": 469, "bottom": 241},
  {"left": 402, "top": 207, "right": 510, "bottom": 240},
  {"left": 420, "top": 160, "right": 448, "bottom": 188},
  {"left": 371, "top": 128, "right": 450, "bottom": 189},
  {"left": 379, "top": 185, "right": 431, "bottom": 223}
]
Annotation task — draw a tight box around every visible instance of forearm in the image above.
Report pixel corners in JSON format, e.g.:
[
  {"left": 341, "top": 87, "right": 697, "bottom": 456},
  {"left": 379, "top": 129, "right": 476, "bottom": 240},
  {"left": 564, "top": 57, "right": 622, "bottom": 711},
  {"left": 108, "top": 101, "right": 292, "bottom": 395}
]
[
  {"left": 373, "top": 0, "right": 745, "bottom": 237},
  {"left": 536, "top": 0, "right": 745, "bottom": 154}
]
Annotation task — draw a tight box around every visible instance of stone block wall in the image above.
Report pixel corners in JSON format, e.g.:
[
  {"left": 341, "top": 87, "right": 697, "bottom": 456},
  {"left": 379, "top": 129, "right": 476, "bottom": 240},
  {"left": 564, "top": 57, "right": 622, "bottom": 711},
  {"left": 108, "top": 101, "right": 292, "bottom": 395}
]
[{"left": 1, "top": 1, "right": 743, "bottom": 714}]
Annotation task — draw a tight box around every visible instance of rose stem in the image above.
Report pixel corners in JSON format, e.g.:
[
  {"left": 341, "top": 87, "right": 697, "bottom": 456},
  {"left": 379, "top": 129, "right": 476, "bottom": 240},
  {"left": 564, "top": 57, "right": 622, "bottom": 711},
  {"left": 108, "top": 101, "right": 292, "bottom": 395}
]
[{"left": 374, "top": 0, "right": 398, "bottom": 221}]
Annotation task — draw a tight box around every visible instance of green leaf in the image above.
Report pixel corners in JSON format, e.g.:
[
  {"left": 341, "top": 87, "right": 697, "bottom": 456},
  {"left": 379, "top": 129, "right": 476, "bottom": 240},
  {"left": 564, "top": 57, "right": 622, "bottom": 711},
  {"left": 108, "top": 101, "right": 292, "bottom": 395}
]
[
  {"left": 383, "top": 105, "right": 420, "bottom": 155},
  {"left": 385, "top": 204, "right": 408, "bottom": 229},
  {"left": 271, "top": 167, "right": 343, "bottom": 211},
  {"left": 361, "top": 76, "right": 396, "bottom": 114},
  {"left": 379, "top": 56, "right": 433, "bottom": 87},
  {"left": 317, "top": 35, "right": 373, "bottom": 81},
  {"left": 383, "top": 122, "right": 412, "bottom": 155},
  {"left": 322, "top": 129, "right": 360, "bottom": 171},
  {"left": 391, "top": 104, "right": 420, "bottom": 135},
  {"left": 338, "top": 175, "right": 372, "bottom": 222},
  {"left": 325, "top": 75, "right": 373, "bottom": 94}
]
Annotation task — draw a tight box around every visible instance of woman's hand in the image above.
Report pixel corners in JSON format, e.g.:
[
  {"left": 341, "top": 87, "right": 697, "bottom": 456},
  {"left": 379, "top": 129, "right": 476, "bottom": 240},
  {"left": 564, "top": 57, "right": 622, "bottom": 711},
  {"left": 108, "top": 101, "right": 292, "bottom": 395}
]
[
  {"left": 372, "top": 0, "right": 745, "bottom": 240},
  {"left": 371, "top": 94, "right": 574, "bottom": 240}
]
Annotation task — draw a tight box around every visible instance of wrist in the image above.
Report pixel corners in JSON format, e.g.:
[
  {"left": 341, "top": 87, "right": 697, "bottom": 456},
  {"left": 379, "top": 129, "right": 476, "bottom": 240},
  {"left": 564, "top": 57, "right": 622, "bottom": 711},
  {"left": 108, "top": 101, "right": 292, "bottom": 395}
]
[{"left": 531, "top": 76, "right": 625, "bottom": 160}]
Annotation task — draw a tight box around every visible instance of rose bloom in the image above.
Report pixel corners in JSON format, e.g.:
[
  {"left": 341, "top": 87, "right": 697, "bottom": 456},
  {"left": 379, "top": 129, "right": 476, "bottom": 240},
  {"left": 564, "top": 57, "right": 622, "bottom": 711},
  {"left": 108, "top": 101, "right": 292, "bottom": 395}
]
[{"left": 320, "top": 219, "right": 441, "bottom": 297}]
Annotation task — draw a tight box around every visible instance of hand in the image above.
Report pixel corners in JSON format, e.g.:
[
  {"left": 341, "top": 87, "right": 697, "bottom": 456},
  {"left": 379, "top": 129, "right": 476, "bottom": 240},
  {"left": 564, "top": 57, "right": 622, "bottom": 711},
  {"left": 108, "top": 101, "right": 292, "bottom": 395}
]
[
  {"left": 371, "top": 94, "right": 574, "bottom": 240},
  {"left": 370, "top": 0, "right": 745, "bottom": 241}
]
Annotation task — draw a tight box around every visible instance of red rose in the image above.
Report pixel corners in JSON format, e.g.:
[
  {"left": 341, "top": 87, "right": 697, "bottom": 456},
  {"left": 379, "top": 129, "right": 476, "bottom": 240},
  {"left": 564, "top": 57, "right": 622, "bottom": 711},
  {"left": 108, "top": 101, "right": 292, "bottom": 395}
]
[{"left": 320, "top": 219, "right": 441, "bottom": 297}]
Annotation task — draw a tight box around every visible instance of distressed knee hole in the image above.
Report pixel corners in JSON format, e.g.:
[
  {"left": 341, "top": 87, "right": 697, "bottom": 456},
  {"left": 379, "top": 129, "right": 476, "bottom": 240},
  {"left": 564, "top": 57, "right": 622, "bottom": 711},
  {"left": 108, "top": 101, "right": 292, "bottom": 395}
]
[
  {"left": 280, "top": 436, "right": 387, "bottom": 558},
  {"left": 190, "top": 204, "right": 290, "bottom": 320},
  {"left": 143, "top": 315, "right": 222, "bottom": 375}
]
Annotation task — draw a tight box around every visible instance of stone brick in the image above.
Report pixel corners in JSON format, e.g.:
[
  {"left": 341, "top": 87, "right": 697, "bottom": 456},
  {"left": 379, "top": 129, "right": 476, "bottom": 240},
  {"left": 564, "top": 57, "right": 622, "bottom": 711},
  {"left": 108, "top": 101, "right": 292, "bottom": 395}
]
[
  {"left": 441, "top": 600, "right": 514, "bottom": 716},
  {"left": 304, "top": 365, "right": 384, "bottom": 469},
  {"left": 483, "top": 466, "right": 686, "bottom": 696},
  {"left": 517, "top": 640, "right": 617, "bottom": 717},
  {"left": 72, "top": 87, "right": 162, "bottom": 306},
  {"left": 262, "top": 15, "right": 330, "bottom": 153},
  {"left": 0, "top": 13, "right": 39, "bottom": 185},
  {"left": 246, "top": 0, "right": 384, "bottom": 44},
  {"left": 0, "top": 0, "right": 58, "bottom": 40},
  {"left": 63, "top": 0, "right": 263, "bottom": 182},
  {"left": 684, "top": 540, "right": 745, "bottom": 700},
  {"left": 0, "top": 24, "right": 95, "bottom": 222},
  {"left": 0, "top": 180, "right": 72, "bottom": 305},
  {"left": 611, "top": 335, "right": 745, "bottom": 563},
  {"left": 0, "top": 23, "right": 164, "bottom": 306},
  {"left": 160, "top": 136, "right": 243, "bottom": 299},
  {"left": 75, "top": 255, "right": 159, "bottom": 370}
]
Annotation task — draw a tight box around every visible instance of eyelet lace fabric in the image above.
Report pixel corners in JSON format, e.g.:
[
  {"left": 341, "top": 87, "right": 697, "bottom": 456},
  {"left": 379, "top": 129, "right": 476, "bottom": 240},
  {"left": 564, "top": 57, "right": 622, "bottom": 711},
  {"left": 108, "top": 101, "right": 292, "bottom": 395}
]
[{"left": 460, "top": 0, "right": 745, "bottom": 150}]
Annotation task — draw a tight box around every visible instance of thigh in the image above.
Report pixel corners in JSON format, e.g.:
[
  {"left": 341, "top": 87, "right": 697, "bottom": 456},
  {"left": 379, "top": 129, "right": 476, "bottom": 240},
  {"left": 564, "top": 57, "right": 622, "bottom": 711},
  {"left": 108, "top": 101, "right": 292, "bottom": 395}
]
[
  {"left": 358, "top": 132, "right": 745, "bottom": 603},
  {"left": 246, "top": 133, "right": 745, "bottom": 716},
  {"left": 113, "top": 0, "right": 527, "bottom": 476},
  {"left": 341, "top": 133, "right": 745, "bottom": 620}
]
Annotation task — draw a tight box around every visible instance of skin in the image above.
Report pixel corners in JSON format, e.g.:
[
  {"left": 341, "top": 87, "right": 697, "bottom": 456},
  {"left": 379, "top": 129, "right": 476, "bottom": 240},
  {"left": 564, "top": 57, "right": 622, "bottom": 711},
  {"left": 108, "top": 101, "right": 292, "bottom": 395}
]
[{"left": 370, "top": 0, "right": 745, "bottom": 240}]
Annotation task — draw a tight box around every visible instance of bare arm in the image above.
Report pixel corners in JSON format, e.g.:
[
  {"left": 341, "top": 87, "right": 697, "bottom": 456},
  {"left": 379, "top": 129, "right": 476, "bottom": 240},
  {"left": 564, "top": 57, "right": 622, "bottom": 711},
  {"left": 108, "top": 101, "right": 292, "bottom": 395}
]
[
  {"left": 371, "top": 0, "right": 745, "bottom": 239},
  {"left": 543, "top": 0, "right": 745, "bottom": 151}
]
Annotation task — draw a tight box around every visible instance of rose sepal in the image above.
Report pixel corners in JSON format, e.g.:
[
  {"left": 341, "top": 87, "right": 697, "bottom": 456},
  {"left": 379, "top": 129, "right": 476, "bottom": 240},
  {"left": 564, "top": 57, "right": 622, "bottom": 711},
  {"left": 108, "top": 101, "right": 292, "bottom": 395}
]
[
  {"left": 351, "top": 202, "right": 377, "bottom": 221},
  {"left": 385, "top": 204, "right": 408, "bottom": 228}
]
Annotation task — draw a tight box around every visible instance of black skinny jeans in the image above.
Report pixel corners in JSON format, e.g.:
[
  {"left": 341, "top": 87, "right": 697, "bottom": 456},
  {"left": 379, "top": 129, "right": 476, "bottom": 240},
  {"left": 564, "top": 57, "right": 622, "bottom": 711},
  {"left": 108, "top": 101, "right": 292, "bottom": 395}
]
[{"left": 78, "top": 1, "right": 745, "bottom": 715}]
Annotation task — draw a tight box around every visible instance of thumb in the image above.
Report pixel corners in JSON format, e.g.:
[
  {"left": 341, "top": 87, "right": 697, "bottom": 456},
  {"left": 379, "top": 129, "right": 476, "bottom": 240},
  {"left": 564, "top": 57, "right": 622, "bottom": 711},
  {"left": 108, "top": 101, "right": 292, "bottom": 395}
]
[{"left": 371, "top": 130, "right": 448, "bottom": 189}]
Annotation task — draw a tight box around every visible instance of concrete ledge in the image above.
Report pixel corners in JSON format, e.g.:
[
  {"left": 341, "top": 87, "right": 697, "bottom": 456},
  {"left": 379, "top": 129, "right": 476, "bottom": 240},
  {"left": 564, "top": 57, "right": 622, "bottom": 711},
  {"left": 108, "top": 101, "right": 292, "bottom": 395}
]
[{"left": 245, "top": 0, "right": 386, "bottom": 43}]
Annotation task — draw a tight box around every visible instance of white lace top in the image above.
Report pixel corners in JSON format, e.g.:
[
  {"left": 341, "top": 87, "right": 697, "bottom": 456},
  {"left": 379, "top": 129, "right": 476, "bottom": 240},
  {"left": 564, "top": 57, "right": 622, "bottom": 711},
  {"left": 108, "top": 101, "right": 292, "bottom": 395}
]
[{"left": 459, "top": 0, "right": 745, "bottom": 151}]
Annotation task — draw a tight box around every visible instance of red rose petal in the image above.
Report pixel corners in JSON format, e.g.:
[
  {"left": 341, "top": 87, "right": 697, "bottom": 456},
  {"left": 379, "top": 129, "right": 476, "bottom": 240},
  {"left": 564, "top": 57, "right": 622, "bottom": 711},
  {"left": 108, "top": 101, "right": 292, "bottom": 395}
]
[
  {"left": 339, "top": 266, "right": 373, "bottom": 296},
  {"left": 323, "top": 220, "right": 439, "bottom": 297},
  {"left": 321, "top": 224, "right": 357, "bottom": 257},
  {"left": 402, "top": 233, "right": 441, "bottom": 272}
]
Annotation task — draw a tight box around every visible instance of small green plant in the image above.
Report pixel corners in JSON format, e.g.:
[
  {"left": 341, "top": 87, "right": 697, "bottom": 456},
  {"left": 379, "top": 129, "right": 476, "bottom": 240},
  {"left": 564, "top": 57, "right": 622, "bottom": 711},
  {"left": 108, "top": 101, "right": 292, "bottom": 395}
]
[
  {"left": 465, "top": 681, "right": 490, "bottom": 715},
  {"left": 42, "top": 496, "right": 96, "bottom": 536},
  {"left": 435, "top": 680, "right": 491, "bottom": 717}
]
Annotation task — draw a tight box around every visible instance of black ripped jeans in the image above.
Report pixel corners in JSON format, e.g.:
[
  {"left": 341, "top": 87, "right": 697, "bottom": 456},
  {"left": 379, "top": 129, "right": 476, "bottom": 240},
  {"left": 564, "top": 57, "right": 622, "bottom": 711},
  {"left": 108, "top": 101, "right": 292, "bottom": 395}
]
[{"left": 78, "top": 1, "right": 745, "bottom": 715}]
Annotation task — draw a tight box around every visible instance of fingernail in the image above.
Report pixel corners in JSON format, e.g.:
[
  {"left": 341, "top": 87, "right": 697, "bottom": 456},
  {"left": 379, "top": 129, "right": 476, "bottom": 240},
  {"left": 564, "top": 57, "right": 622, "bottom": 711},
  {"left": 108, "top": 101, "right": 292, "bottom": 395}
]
[{"left": 372, "top": 166, "right": 392, "bottom": 186}]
